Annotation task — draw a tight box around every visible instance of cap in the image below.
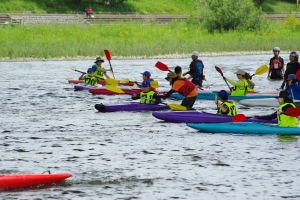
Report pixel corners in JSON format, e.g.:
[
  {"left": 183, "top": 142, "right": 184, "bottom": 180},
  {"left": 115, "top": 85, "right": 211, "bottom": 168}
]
[
  {"left": 287, "top": 74, "right": 296, "bottom": 81},
  {"left": 165, "top": 72, "right": 177, "bottom": 80},
  {"left": 141, "top": 81, "right": 151, "bottom": 87},
  {"left": 190, "top": 51, "right": 199, "bottom": 57},
  {"left": 273, "top": 47, "right": 280, "bottom": 52},
  {"left": 87, "top": 68, "right": 95, "bottom": 72},
  {"left": 94, "top": 57, "right": 105, "bottom": 63},
  {"left": 275, "top": 91, "right": 289, "bottom": 99},
  {"left": 218, "top": 90, "right": 228, "bottom": 99},
  {"left": 141, "top": 71, "right": 151, "bottom": 77},
  {"left": 234, "top": 69, "right": 246, "bottom": 75}
]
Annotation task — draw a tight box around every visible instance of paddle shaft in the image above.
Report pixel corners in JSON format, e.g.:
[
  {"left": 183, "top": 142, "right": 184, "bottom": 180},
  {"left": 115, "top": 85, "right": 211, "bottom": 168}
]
[
  {"left": 104, "top": 50, "right": 115, "bottom": 79},
  {"left": 215, "top": 66, "right": 231, "bottom": 91}
]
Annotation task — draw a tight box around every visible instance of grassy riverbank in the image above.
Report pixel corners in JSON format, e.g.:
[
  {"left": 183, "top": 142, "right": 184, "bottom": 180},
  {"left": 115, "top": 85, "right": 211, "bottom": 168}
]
[{"left": 1, "top": 17, "right": 300, "bottom": 60}]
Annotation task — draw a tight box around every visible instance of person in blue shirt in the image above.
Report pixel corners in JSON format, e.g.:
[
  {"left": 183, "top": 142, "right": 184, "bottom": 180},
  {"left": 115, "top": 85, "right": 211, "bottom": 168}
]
[
  {"left": 182, "top": 51, "right": 205, "bottom": 87},
  {"left": 286, "top": 74, "right": 300, "bottom": 100}
]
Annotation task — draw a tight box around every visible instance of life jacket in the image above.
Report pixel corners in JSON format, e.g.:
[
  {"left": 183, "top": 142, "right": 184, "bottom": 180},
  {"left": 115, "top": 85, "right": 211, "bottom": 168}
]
[
  {"left": 176, "top": 78, "right": 196, "bottom": 96},
  {"left": 277, "top": 103, "right": 298, "bottom": 127},
  {"left": 190, "top": 59, "right": 205, "bottom": 80},
  {"left": 92, "top": 65, "right": 105, "bottom": 79},
  {"left": 84, "top": 74, "right": 97, "bottom": 86},
  {"left": 140, "top": 91, "right": 155, "bottom": 104},
  {"left": 270, "top": 57, "right": 284, "bottom": 70},
  {"left": 217, "top": 101, "right": 237, "bottom": 116},
  {"left": 231, "top": 79, "right": 248, "bottom": 96}
]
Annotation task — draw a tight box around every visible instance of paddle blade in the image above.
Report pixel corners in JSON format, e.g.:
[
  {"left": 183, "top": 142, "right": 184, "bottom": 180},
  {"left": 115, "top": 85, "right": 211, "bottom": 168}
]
[
  {"left": 214, "top": 94, "right": 218, "bottom": 104},
  {"left": 155, "top": 61, "right": 169, "bottom": 71},
  {"left": 150, "top": 81, "right": 159, "bottom": 88},
  {"left": 66, "top": 66, "right": 75, "bottom": 71},
  {"left": 104, "top": 49, "right": 111, "bottom": 61},
  {"left": 106, "top": 78, "right": 119, "bottom": 86},
  {"left": 168, "top": 104, "right": 187, "bottom": 111},
  {"left": 296, "top": 70, "right": 300, "bottom": 80},
  {"left": 215, "top": 66, "right": 223, "bottom": 76},
  {"left": 105, "top": 85, "right": 125, "bottom": 94},
  {"left": 254, "top": 64, "right": 268, "bottom": 76},
  {"left": 120, "top": 78, "right": 130, "bottom": 83},
  {"left": 232, "top": 114, "right": 246, "bottom": 122},
  {"left": 285, "top": 107, "right": 300, "bottom": 117}
]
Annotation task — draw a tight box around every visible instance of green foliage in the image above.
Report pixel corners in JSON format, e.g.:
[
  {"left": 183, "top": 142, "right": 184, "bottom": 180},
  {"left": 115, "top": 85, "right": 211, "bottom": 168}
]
[{"left": 196, "top": 0, "right": 264, "bottom": 33}]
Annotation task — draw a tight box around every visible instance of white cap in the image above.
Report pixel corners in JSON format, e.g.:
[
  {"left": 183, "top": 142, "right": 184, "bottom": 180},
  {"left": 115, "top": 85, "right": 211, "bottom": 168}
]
[{"left": 190, "top": 51, "right": 199, "bottom": 57}]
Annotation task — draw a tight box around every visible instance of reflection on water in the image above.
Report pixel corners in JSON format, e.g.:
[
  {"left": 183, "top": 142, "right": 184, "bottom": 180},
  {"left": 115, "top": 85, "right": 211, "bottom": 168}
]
[{"left": 1, "top": 54, "right": 300, "bottom": 199}]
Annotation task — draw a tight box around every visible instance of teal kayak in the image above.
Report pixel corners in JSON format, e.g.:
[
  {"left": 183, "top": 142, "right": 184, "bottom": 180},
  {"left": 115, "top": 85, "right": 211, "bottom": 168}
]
[
  {"left": 171, "top": 91, "right": 275, "bottom": 100},
  {"left": 187, "top": 122, "right": 300, "bottom": 135}
]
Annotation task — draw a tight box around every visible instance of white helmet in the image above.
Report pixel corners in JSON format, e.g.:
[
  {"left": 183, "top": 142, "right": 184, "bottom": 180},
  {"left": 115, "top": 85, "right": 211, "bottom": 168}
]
[{"left": 273, "top": 47, "right": 280, "bottom": 52}]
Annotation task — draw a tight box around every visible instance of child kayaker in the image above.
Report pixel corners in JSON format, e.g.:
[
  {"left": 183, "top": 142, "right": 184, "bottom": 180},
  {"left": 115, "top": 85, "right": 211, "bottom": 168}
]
[
  {"left": 131, "top": 81, "right": 161, "bottom": 104},
  {"left": 286, "top": 74, "right": 300, "bottom": 100},
  {"left": 91, "top": 57, "right": 111, "bottom": 80},
  {"left": 252, "top": 91, "right": 298, "bottom": 127},
  {"left": 163, "top": 72, "right": 197, "bottom": 109},
  {"left": 78, "top": 68, "right": 98, "bottom": 86},
  {"left": 216, "top": 90, "right": 237, "bottom": 116},
  {"left": 223, "top": 69, "right": 248, "bottom": 96}
]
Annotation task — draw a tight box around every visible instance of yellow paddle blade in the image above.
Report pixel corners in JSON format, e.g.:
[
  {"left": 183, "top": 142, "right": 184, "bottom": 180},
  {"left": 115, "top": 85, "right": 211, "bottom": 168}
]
[
  {"left": 150, "top": 81, "right": 159, "bottom": 88},
  {"left": 254, "top": 64, "right": 268, "bottom": 75},
  {"left": 168, "top": 104, "right": 186, "bottom": 111},
  {"left": 214, "top": 94, "right": 218, "bottom": 104},
  {"left": 120, "top": 78, "right": 130, "bottom": 83},
  {"left": 105, "top": 85, "right": 125, "bottom": 94},
  {"left": 106, "top": 78, "right": 119, "bottom": 86},
  {"left": 66, "top": 66, "right": 75, "bottom": 71}
]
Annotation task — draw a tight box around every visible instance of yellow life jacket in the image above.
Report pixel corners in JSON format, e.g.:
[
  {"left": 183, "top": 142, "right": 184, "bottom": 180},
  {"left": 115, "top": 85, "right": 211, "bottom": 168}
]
[
  {"left": 231, "top": 79, "right": 248, "bottom": 96},
  {"left": 84, "top": 74, "right": 97, "bottom": 86},
  {"left": 92, "top": 65, "right": 105, "bottom": 79},
  {"left": 217, "top": 101, "right": 237, "bottom": 116},
  {"left": 277, "top": 103, "right": 298, "bottom": 127},
  {"left": 140, "top": 91, "right": 155, "bottom": 104}
]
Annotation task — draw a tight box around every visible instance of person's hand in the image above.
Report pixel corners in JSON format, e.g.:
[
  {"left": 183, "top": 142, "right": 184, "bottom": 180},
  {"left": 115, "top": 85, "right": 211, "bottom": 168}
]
[
  {"left": 252, "top": 114, "right": 257, "bottom": 118},
  {"left": 132, "top": 93, "right": 137, "bottom": 97},
  {"left": 151, "top": 99, "right": 156, "bottom": 103}
]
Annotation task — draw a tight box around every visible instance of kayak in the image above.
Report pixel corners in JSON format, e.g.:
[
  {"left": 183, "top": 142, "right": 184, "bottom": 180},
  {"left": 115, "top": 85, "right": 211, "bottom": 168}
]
[
  {"left": 187, "top": 122, "right": 300, "bottom": 135},
  {"left": 239, "top": 98, "right": 300, "bottom": 107},
  {"left": 0, "top": 173, "right": 72, "bottom": 189},
  {"left": 152, "top": 111, "right": 277, "bottom": 124},
  {"left": 89, "top": 87, "right": 142, "bottom": 95},
  {"left": 95, "top": 102, "right": 169, "bottom": 112},
  {"left": 68, "top": 79, "right": 134, "bottom": 86},
  {"left": 170, "top": 91, "right": 275, "bottom": 100},
  {"left": 74, "top": 83, "right": 101, "bottom": 91}
]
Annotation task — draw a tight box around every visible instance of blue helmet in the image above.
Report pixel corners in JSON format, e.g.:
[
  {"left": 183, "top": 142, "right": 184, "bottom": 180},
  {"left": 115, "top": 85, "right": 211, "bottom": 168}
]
[{"left": 218, "top": 90, "right": 228, "bottom": 100}]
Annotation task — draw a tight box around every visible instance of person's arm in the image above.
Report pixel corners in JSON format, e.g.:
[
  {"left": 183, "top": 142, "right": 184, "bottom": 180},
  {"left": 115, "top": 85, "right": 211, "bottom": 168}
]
[
  {"left": 226, "top": 78, "right": 244, "bottom": 87},
  {"left": 152, "top": 94, "right": 162, "bottom": 104},
  {"left": 79, "top": 74, "right": 85, "bottom": 80},
  {"left": 131, "top": 93, "right": 140, "bottom": 100},
  {"left": 253, "top": 111, "right": 277, "bottom": 120},
  {"left": 247, "top": 80, "right": 255, "bottom": 87},
  {"left": 163, "top": 90, "right": 175, "bottom": 99},
  {"left": 134, "top": 81, "right": 142, "bottom": 88},
  {"left": 216, "top": 102, "right": 229, "bottom": 114},
  {"left": 104, "top": 73, "right": 110, "bottom": 79}
]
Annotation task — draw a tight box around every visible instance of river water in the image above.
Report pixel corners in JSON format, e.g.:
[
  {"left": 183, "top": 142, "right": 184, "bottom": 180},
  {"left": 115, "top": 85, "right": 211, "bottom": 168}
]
[{"left": 1, "top": 54, "right": 300, "bottom": 200}]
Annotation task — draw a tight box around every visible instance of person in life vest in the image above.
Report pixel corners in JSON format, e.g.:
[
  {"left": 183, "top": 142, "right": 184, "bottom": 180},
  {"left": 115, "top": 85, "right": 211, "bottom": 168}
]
[
  {"left": 163, "top": 72, "right": 198, "bottom": 109},
  {"left": 78, "top": 68, "right": 98, "bottom": 86},
  {"left": 280, "top": 51, "right": 300, "bottom": 90},
  {"left": 135, "top": 71, "right": 156, "bottom": 91},
  {"left": 131, "top": 81, "right": 162, "bottom": 104},
  {"left": 216, "top": 90, "right": 237, "bottom": 116},
  {"left": 268, "top": 47, "right": 285, "bottom": 80},
  {"left": 286, "top": 74, "right": 300, "bottom": 100},
  {"left": 91, "top": 57, "right": 111, "bottom": 80},
  {"left": 174, "top": 66, "right": 184, "bottom": 78},
  {"left": 252, "top": 91, "right": 298, "bottom": 127},
  {"left": 223, "top": 69, "right": 248, "bottom": 96},
  {"left": 182, "top": 51, "right": 205, "bottom": 87},
  {"left": 245, "top": 72, "right": 255, "bottom": 92}
]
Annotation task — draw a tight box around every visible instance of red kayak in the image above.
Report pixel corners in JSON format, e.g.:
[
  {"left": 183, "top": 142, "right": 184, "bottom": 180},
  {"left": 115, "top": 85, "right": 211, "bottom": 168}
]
[
  {"left": 68, "top": 79, "right": 134, "bottom": 86},
  {"left": 89, "top": 87, "right": 142, "bottom": 95},
  {"left": 0, "top": 173, "right": 72, "bottom": 189}
]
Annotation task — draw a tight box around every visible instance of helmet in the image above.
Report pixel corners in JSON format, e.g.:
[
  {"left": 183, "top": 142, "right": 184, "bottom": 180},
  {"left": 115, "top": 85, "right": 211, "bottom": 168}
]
[
  {"left": 273, "top": 47, "right": 280, "bottom": 52},
  {"left": 290, "top": 51, "right": 299, "bottom": 58}
]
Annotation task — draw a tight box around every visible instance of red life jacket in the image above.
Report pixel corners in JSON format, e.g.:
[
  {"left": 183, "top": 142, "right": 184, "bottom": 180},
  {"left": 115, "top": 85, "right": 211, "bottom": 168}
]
[
  {"left": 190, "top": 59, "right": 205, "bottom": 80},
  {"left": 177, "top": 78, "right": 196, "bottom": 96},
  {"left": 270, "top": 57, "right": 283, "bottom": 70}
]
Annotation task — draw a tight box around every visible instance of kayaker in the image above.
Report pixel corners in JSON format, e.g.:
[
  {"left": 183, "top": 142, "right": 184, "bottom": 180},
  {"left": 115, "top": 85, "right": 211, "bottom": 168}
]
[
  {"left": 268, "top": 47, "right": 285, "bottom": 80},
  {"left": 252, "top": 91, "right": 298, "bottom": 127},
  {"left": 280, "top": 51, "right": 300, "bottom": 90},
  {"left": 245, "top": 72, "right": 255, "bottom": 92},
  {"left": 131, "top": 81, "right": 161, "bottom": 104},
  {"left": 163, "top": 72, "right": 197, "bottom": 109},
  {"left": 174, "top": 66, "right": 184, "bottom": 78},
  {"left": 286, "top": 74, "right": 300, "bottom": 100},
  {"left": 182, "top": 51, "right": 205, "bottom": 87},
  {"left": 91, "top": 57, "right": 111, "bottom": 80},
  {"left": 216, "top": 90, "right": 237, "bottom": 116},
  {"left": 78, "top": 68, "right": 98, "bottom": 86},
  {"left": 135, "top": 71, "right": 156, "bottom": 91},
  {"left": 223, "top": 69, "right": 248, "bottom": 96}
]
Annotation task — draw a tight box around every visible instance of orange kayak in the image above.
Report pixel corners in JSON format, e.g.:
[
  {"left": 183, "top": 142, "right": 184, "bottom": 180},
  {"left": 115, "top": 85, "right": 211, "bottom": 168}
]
[
  {"left": 0, "top": 173, "right": 72, "bottom": 189},
  {"left": 68, "top": 79, "right": 134, "bottom": 86}
]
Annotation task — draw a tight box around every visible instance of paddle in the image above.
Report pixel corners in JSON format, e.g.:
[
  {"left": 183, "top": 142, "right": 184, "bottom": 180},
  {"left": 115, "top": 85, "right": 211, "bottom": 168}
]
[
  {"left": 120, "top": 79, "right": 159, "bottom": 89},
  {"left": 215, "top": 66, "right": 231, "bottom": 91},
  {"left": 105, "top": 85, "right": 186, "bottom": 111},
  {"left": 104, "top": 49, "right": 115, "bottom": 79},
  {"left": 106, "top": 78, "right": 119, "bottom": 86},
  {"left": 231, "top": 114, "right": 246, "bottom": 122},
  {"left": 251, "top": 64, "right": 269, "bottom": 77},
  {"left": 155, "top": 61, "right": 172, "bottom": 72},
  {"left": 66, "top": 66, "right": 85, "bottom": 74}
]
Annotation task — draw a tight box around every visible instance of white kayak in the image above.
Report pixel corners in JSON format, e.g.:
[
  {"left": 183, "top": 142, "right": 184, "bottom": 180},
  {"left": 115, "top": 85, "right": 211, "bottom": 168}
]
[{"left": 239, "top": 98, "right": 300, "bottom": 107}]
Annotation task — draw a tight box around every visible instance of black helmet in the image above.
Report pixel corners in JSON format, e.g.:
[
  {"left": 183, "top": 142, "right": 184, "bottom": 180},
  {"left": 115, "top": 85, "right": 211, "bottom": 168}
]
[{"left": 290, "top": 51, "right": 299, "bottom": 58}]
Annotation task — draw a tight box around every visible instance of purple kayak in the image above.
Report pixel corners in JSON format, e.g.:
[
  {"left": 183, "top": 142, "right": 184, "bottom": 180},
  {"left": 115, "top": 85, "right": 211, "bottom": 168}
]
[
  {"left": 95, "top": 102, "right": 169, "bottom": 112},
  {"left": 152, "top": 111, "right": 277, "bottom": 124},
  {"left": 74, "top": 83, "right": 100, "bottom": 91}
]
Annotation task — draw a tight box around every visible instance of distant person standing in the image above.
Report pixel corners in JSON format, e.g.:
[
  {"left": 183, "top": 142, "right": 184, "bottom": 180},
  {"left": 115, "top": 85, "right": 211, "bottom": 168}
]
[
  {"left": 105, "top": 0, "right": 110, "bottom": 7},
  {"left": 268, "top": 47, "right": 284, "bottom": 80},
  {"left": 85, "top": 7, "right": 93, "bottom": 18},
  {"left": 183, "top": 51, "right": 205, "bottom": 87},
  {"left": 280, "top": 51, "right": 300, "bottom": 90}
]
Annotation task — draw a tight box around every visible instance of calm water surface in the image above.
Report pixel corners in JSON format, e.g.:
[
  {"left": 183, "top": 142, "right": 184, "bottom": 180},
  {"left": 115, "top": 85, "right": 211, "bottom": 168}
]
[{"left": 1, "top": 54, "right": 300, "bottom": 200}]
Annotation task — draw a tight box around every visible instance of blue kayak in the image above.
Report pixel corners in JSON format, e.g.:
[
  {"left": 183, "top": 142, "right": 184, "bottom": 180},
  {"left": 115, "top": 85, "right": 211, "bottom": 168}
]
[
  {"left": 170, "top": 91, "right": 275, "bottom": 100},
  {"left": 95, "top": 102, "right": 169, "bottom": 112},
  {"left": 187, "top": 122, "right": 300, "bottom": 135}
]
